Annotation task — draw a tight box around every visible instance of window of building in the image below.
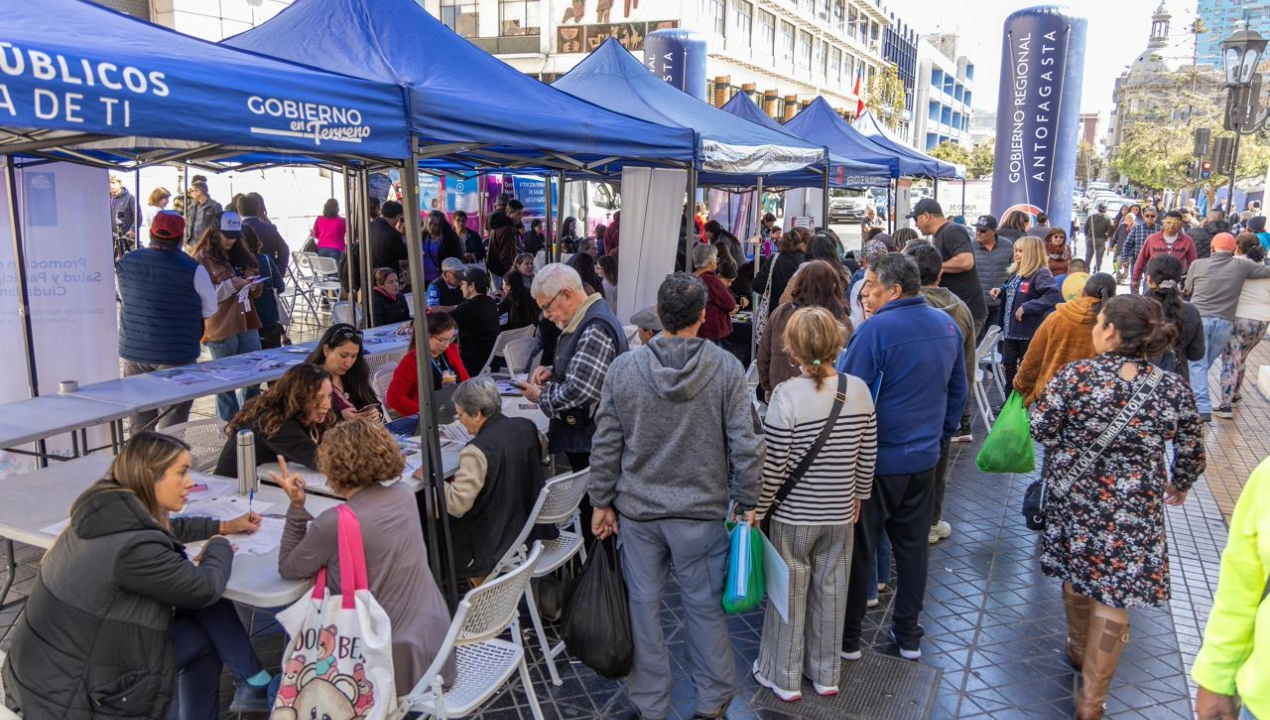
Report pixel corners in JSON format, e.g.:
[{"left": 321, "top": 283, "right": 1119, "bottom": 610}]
[
  {"left": 441, "top": 0, "right": 479, "bottom": 37},
  {"left": 817, "top": 0, "right": 829, "bottom": 21},
  {"left": 870, "top": 21, "right": 879, "bottom": 45},
  {"left": 813, "top": 38, "right": 824, "bottom": 77},
  {"left": 798, "top": 0, "right": 813, "bottom": 15},
  {"left": 830, "top": 46, "right": 842, "bottom": 83},
  {"left": 926, "top": 132, "right": 938, "bottom": 150},
  {"left": 499, "top": 0, "right": 539, "bottom": 36},
  {"left": 928, "top": 101, "right": 939, "bottom": 120},
  {"left": 845, "top": 54, "right": 855, "bottom": 82},
  {"left": 963, "top": 89, "right": 972, "bottom": 106},
  {"left": 734, "top": 0, "right": 752, "bottom": 39},
  {"left": 758, "top": 11, "right": 776, "bottom": 56},
  {"left": 965, "top": 63, "right": 975, "bottom": 81},
  {"left": 832, "top": 0, "right": 844, "bottom": 32},
  {"left": 704, "top": 0, "right": 726, "bottom": 35},
  {"left": 780, "top": 21, "right": 796, "bottom": 61},
  {"left": 931, "top": 67, "right": 944, "bottom": 88},
  {"left": 848, "top": 6, "right": 859, "bottom": 40},
  {"left": 797, "top": 30, "right": 812, "bottom": 69}
]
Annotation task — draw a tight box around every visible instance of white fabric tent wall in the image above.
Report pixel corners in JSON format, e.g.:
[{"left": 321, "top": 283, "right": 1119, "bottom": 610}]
[
  {"left": 783, "top": 188, "right": 825, "bottom": 228},
  {"left": 616, "top": 168, "right": 687, "bottom": 324}
]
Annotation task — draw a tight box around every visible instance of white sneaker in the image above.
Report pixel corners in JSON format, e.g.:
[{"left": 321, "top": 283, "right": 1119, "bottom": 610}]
[
  {"left": 866, "top": 597, "right": 879, "bottom": 608},
  {"left": 804, "top": 677, "right": 839, "bottom": 696},
  {"left": 951, "top": 431, "right": 973, "bottom": 443},
  {"left": 840, "top": 648, "right": 862, "bottom": 661},
  {"left": 929, "top": 521, "right": 952, "bottom": 544},
  {"left": 889, "top": 628, "right": 921, "bottom": 661},
  {"left": 752, "top": 662, "right": 802, "bottom": 702}
]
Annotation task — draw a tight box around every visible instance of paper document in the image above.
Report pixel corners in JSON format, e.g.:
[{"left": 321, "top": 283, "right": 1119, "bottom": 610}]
[
  {"left": 761, "top": 531, "right": 790, "bottom": 623},
  {"left": 236, "top": 278, "right": 267, "bottom": 311},
  {"left": 440, "top": 423, "right": 473, "bottom": 444},
  {"left": 177, "top": 495, "right": 274, "bottom": 521},
  {"left": 185, "top": 516, "right": 286, "bottom": 558}
]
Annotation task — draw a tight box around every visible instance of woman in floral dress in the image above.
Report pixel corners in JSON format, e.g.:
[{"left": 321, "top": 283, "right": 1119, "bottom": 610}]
[{"left": 1030, "top": 294, "right": 1205, "bottom": 720}]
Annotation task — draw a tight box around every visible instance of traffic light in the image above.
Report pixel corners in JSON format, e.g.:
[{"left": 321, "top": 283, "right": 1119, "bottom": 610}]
[
  {"left": 1194, "top": 128, "right": 1211, "bottom": 159},
  {"left": 1186, "top": 161, "right": 1198, "bottom": 180},
  {"left": 1214, "top": 137, "right": 1236, "bottom": 175},
  {"left": 1200, "top": 160, "right": 1213, "bottom": 180}
]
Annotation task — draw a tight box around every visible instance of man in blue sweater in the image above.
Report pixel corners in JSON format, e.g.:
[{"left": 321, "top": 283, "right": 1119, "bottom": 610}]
[{"left": 837, "top": 252, "right": 968, "bottom": 662}]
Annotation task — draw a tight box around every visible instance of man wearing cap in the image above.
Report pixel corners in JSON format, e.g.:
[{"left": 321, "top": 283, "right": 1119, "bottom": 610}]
[
  {"left": 116, "top": 211, "right": 218, "bottom": 430},
  {"left": 911, "top": 198, "right": 984, "bottom": 442},
  {"left": 1185, "top": 232, "right": 1270, "bottom": 421},
  {"left": 447, "top": 267, "right": 501, "bottom": 375},
  {"left": 1084, "top": 204, "right": 1112, "bottom": 272},
  {"left": 629, "top": 306, "right": 662, "bottom": 346},
  {"left": 972, "top": 214, "right": 1013, "bottom": 339},
  {"left": 428, "top": 257, "right": 467, "bottom": 308}
]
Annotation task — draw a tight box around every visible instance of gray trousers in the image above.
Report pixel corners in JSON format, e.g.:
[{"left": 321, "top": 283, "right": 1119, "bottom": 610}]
[
  {"left": 756, "top": 521, "right": 852, "bottom": 691},
  {"left": 122, "top": 359, "right": 195, "bottom": 430},
  {"left": 620, "top": 516, "right": 735, "bottom": 720}
]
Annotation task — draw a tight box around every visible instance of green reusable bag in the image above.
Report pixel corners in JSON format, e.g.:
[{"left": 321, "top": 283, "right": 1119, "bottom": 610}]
[
  {"left": 975, "top": 391, "right": 1036, "bottom": 474},
  {"left": 722, "top": 520, "right": 765, "bottom": 614}
]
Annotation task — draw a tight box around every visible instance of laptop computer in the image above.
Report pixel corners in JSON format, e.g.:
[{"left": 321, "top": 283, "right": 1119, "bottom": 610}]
[{"left": 433, "top": 383, "right": 459, "bottom": 424}]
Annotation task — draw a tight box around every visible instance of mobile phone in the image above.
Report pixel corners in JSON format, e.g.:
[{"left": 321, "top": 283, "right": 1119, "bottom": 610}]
[{"left": 359, "top": 403, "right": 382, "bottom": 414}]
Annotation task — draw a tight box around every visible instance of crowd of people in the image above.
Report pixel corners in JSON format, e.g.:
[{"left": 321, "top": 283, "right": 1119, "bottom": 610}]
[{"left": 6, "top": 180, "right": 1269, "bottom": 720}]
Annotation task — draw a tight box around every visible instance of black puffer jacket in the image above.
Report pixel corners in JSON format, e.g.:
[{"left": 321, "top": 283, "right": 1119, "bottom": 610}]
[
  {"left": 1187, "top": 220, "right": 1231, "bottom": 259},
  {"left": 3, "top": 480, "right": 232, "bottom": 720}
]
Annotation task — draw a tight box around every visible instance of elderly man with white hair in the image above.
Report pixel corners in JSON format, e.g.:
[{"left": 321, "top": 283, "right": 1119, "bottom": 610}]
[{"left": 519, "top": 263, "right": 628, "bottom": 471}]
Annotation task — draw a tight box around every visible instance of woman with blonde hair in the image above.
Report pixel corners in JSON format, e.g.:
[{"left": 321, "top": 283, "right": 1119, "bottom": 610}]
[
  {"left": 988, "top": 236, "right": 1062, "bottom": 390},
  {"left": 753, "top": 307, "right": 877, "bottom": 702},
  {"left": 2, "top": 432, "right": 269, "bottom": 719},
  {"left": 274, "top": 419, "right": 456, "bottom": 695},
  {"left": 140, "top": 186, "right": 171, "bottom": 235}
]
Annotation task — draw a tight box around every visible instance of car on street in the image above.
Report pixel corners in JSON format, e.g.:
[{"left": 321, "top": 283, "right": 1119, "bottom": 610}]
[{"left": 829, "top": 188, "right": 871, "bottom": 222}]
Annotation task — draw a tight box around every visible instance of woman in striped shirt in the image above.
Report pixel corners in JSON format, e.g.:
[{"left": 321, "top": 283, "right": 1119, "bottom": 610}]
[{"left": 753, "top": 307, "right": 878, "bottom": 702}]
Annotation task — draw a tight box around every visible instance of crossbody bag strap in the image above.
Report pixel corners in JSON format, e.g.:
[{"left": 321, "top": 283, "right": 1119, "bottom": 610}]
[
  {"left": 768, "top": 373, "right": 849, "bottom": 515},
  {"left": 1052, "top": 366, "right": 1164, "bottom": 496}
]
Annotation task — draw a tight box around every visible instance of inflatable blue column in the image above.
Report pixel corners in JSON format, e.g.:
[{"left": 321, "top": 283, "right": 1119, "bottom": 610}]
[
  {"left": 643, "top": 29, "right": 708, "bottom": 101},
  {"left": 990, "top": 6, "right": 1087, "bottom": 232}
]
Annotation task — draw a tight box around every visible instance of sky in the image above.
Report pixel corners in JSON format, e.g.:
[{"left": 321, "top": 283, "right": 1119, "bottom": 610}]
[{"left": 895, "top": 0, "right": 1199, "bottom": 123}]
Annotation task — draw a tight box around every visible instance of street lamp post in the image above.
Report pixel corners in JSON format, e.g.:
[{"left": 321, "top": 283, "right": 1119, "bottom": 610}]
[{"left": 1220, "top": 23, "right": 1269, "bottom": 213}]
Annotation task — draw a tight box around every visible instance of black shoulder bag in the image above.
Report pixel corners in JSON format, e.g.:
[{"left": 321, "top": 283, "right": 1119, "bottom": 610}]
[{"left": 761, "top": 372, "right": 849, "bottom": 534}]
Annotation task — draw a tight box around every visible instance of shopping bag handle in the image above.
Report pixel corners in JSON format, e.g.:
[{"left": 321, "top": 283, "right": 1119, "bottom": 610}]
[{"left": 310, "top": 505, "right": 371, "bottom": 609}]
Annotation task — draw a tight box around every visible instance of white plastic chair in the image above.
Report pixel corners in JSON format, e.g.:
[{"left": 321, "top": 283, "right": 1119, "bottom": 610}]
[
  {"left": 158, "top": 418, "right": 226, "bottom": 472},
  {"left": 401, "top": 543, "right": 546, "bottom": 720},
  {"left": 971, "top": 367, "right": 996, "bottom": 430},
  {"left": 622, "top": 324, "right": 638, "bottom": 345},
  {"left": 477, "top": 325, "right": 536, "bottom": 377},
  {"left": 488, "top": 469, "right": 590, "bottom": 686},
  {"left": 372, "top": 364, "right": 399, "bottom": 408},
  {"left": 330, "top": 300, "right": 365, "bottom": 327},
  {"left": 365, "top": 347, "right": 407, "bottom": 376},
  {"left": 501, "top": 337, "right": 541, "bottom": 376},
  {"left": 976, "top": 325, "right": 1006, "bottom": 399}
]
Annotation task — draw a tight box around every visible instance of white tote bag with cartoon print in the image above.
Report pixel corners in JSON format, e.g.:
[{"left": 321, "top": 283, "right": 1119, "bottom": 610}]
[{"left": 271, "top": 505, "right": 400, "bottom": 720}]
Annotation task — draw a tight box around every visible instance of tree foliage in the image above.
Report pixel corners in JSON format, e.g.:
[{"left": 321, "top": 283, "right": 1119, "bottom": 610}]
[
  {"left": 868, "top": 65, "right": 907, "bottom": 132},
  {"left": 969, "top": 140, "right": 995, "bottom": 180},
  {"left": 928, "top": 141, "right": 970, "bottom": 167},
  {"left": 1111, "top": 119, "right": 1270, "bottom": 193}
]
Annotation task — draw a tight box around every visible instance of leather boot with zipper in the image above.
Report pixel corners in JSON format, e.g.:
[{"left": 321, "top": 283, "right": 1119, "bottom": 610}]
[
  {"left": 1075, "top": 614, "right": 1130, "bottom": 720},
  {"left": 1063, "top": 584, "right": 1093, "bottom": 670}
]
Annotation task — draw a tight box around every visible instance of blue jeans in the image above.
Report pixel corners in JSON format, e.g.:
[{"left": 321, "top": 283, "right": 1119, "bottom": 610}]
[
  {"left": 866, "top": 532, "right": 893, "bottom": 601},
  {"left": 1189, "top": 316, "right": 1233, "bottom": 414},
  {"left": 169, "top": 599, "right": 263, "bottom": 720},
  {"left": 1243, "top": 706, "right": 1258, "bottom": 720},
  {"left": 315, "top": 247, "right": 343, "bottom": 262},
  {"left": 205, "top": 329, "right": 263, "bottom": 421}
]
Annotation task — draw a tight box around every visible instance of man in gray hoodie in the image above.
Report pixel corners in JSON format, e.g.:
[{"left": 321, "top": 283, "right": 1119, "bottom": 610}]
[{"left": 589, "top": 273, "right": 763, "bottom": 720}]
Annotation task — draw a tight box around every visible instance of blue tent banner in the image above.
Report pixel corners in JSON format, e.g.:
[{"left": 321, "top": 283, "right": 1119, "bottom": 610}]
[{"left": 1, "top": 0, "right": 411, "bottom": 159}]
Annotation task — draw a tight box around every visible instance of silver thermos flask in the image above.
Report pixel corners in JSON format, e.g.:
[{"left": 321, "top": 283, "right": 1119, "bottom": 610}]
[{"left": 236, "top": 429, "right": 257, "bottom": 496}]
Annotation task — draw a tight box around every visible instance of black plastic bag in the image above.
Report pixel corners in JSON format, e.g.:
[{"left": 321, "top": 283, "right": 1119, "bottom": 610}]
[{"left": 559, "top": 537, "right": 633, "bottom": 679}]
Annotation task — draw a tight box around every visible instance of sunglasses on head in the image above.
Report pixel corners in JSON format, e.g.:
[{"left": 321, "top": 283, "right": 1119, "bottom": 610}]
[{"left": 331, "top": 326, "right": 363, "bottom": 343}]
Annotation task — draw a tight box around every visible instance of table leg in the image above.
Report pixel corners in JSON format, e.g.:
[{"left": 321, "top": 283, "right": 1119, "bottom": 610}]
[
  {"left": 71, "top": 429, "right": 80, "bottom": 458},
  {"left": 0, "top": 538, "right": 16, "bottom": 609}
]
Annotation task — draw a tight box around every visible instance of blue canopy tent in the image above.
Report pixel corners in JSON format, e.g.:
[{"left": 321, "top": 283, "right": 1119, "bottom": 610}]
[
  {"left": 785, "top": 98, "right": 928, "bottom": 179},
  {"left": 854, "top": 109, "right": 965, "bottom": 179},
  {"left": 0, "top": 0, "right": 411, "bottom": 165},
  {"left": 223, "top": 0, "right": 696, "bottom": 173}
]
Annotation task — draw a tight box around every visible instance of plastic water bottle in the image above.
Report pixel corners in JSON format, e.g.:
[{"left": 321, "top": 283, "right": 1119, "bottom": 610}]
[
  {"left": 442, "top": 370, "right": 457, "bottom": 386},
  {"left": 236, "top": 429, "right": 257, "bottom": 496}
]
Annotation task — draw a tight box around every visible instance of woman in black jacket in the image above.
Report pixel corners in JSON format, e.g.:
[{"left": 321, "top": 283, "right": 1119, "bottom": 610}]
[
  {"left": 2, "top": 433, "right": 267, "bottom": 720},
  {"left": 765, "top": 227, "right": 809, "bottom": 310},
  {"left": 214, "top": 364, "right": 335, "bottom": 476},
  {"left": 1145, "top": 254, "right": 1204, "bottom": 382},
  {"left": 370, "top": 267, "right": 411, "bottom": 327},
  {"left": 499, "top": 253, "right": 541, "bottom": 330}
]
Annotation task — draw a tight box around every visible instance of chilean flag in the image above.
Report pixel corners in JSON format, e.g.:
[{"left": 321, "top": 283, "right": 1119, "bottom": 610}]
[{"left": 853, "top": 69, "right": 866, "bottom": 119}]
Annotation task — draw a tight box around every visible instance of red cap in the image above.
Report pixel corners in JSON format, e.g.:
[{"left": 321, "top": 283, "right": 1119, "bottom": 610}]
[
  {"left": 150, "top": 211, "right": 185, "bottom": 241},
  {"left": 1212, "top": 232, "right": 1236, "bottom": 252}
]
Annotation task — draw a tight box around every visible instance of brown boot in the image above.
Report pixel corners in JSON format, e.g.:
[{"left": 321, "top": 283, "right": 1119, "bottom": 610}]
[
  {"left": 1063, "top": 585, "right": 1092, "bottom": 670},
  {"left": 1075, "top": 614, "right": 1129, "bottom": 720}
]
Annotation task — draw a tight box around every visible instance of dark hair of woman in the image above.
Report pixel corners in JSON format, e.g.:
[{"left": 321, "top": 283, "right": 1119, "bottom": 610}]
[
  {"left": 1083, "top": 272, "right": 1118, "bottom": 317},
  {"left": 304, "top": 324, "right": 377, "bottom": 410},
  {"left": 322, "top": 198, "right": 339, "bottom": 219},
  {"left": 806, "top": 234, "right": 850, "bottom": 284},
  {"left": 561, "top": 217, "right": 578, "bottom": 239},
  {"left": 228, "top": 364, "right": 333, "bottom": 438},
  {"left": 1101, "top": 294, "right": 1178, "bottom": 358},
  {"left": 573, "top": 252, "right": 605, "bottom": 298},
  {"left": 717, "top": 258, "right": 738, "bottom": 281},
  {"left": 864, "top": 226, "right": 885, "bottom": 242},
  {"left": 703, "top": 219, "right": 724, "bottom": 239},
  {"left": 778, "top": 227, "right": 811, "bottom": 254},
  {"left": 1145, "top": 254, "right": 1187, "bottom": 342},
  {"left": 1246, "top": 244, "right": 1267, "bottom": 264},
  {"left": 426, "top": 209, "right": 463, "bottom": 247},
  {"left": 374, "top": 267, "right": 397, "bottom": 286},
  {"left": 788, "top": 260, "right": 845, "bottom": 318},
  {"left": 1045, "top": 227, "right": 1067, "bottom": 243},
  {"left": 763, "top": 212, "right": 777, "bottom": 224},
  {"left": 890, "top": 227, "right": 919, "bottom": 248},
  {"left": 193, "top": 216, "right": 258, "bottom": 274},
  {"left": 241, "top": 224, "right": 262, "bottom": 255},
  {"left": 1237, "top": 232, "right": 1262, "bottom": 257},
  {"left": 1001, "top": 210, "right": 1031, "bottom": 233},
  {"left": 597, "top": 254, "right": 619, "bottom": 285},
  {"left": 428, "top": 310, "right": 457, "bottom": 337}
]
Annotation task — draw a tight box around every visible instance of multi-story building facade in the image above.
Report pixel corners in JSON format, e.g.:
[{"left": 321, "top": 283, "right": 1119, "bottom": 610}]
[
  {"left": 882, "top": 15, "right": 919, "bottom": 143},
  {"left": 422, "top": 0, "right": 912, "bottom": 122},
  {"left": 910, "top": 33, "right": 974, "bottom": 151},
  {"left": 1195, "top": 0, "right": 1270, "bottom": 68}
]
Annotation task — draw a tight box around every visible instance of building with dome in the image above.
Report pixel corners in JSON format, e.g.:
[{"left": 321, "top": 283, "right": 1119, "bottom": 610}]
[{"left": 1106, "top": 2, "right": 1225, "bottom": 164}]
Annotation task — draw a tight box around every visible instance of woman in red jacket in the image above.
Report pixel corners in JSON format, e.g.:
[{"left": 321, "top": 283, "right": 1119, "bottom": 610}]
[
  {"left": 386, "top": 312, "right": 469, "bottom": 432},
  {"left": 693, "top": 243, "right": 736, "bottom": 342}
]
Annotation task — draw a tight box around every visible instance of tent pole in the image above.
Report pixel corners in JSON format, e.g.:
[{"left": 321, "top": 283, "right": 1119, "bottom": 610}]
[
  {"left": 684, "top": 166, "right": 698, "bottom": 271},
  {"left": 961, "top": 179, "right": 966, "bottom": 220},
  {"left": 821, "top": 166, "right": 830, "bottom": 231},
  {"left": 752, "top": 174, "right": 763, "bottom": 364},
  {"left": 887, "top": 180, "right": 894, "bottom": 233},
  {"left": 342, "top": 165, "right": 355, "bottom": 318},
  {"left": 401, "top": 151, "right": 460, "bottom": 608},
  {"left": 358, "top": 168, "right": 373, "bottom": 326},
  {"left": 132, "top": 170, "right": 141, "bottom": 252},
  {"left": 545, "top": 173, "right": 554, "bottom": 265},
  {"left": 557, "top": 169, "right": 567, "bottom": 263},
  {"left": 5, "top": 156, "right": 38, "bottom": 402}
]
